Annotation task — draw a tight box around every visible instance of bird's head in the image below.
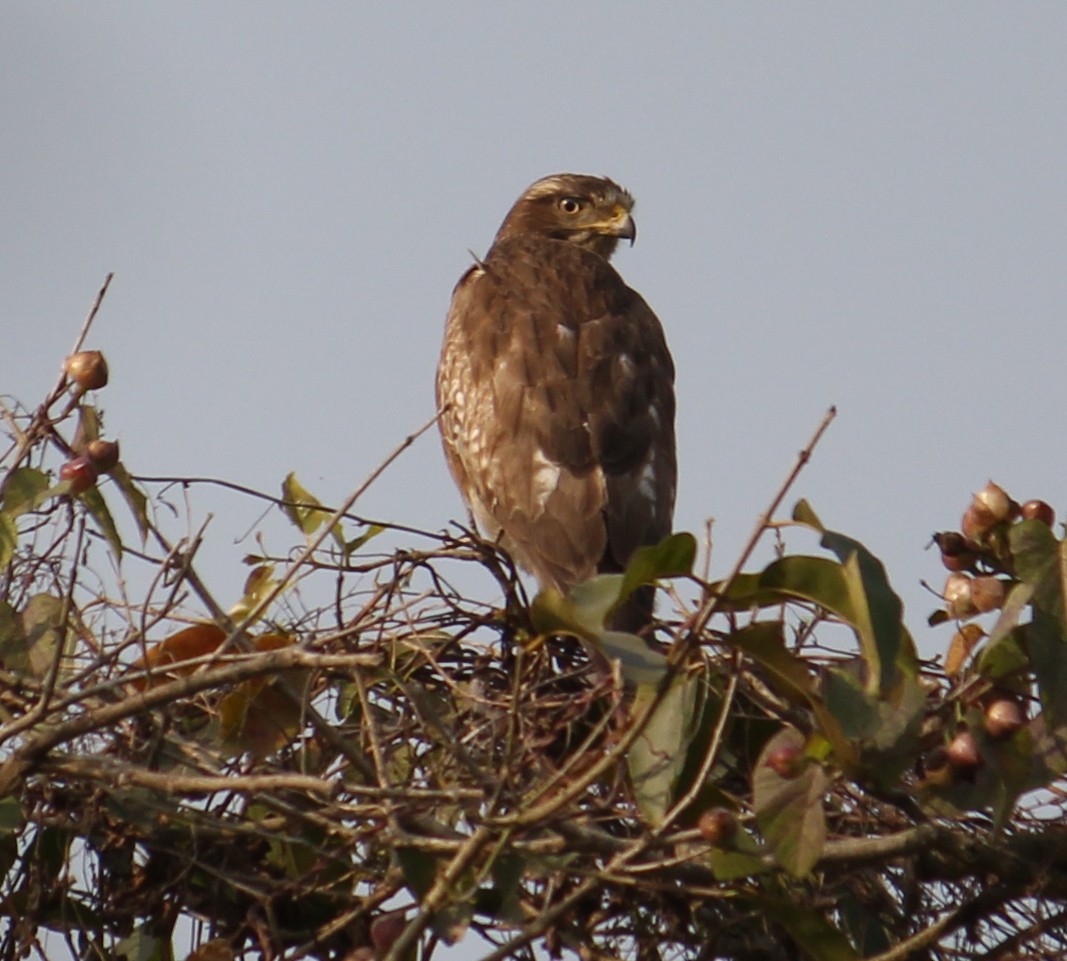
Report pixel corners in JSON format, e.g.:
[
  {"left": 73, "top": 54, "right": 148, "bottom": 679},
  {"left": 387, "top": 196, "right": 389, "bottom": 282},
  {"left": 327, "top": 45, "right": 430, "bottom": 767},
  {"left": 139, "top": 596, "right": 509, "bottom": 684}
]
[{"left": 492, "top": 173, "right": 636, "bottom": 260}]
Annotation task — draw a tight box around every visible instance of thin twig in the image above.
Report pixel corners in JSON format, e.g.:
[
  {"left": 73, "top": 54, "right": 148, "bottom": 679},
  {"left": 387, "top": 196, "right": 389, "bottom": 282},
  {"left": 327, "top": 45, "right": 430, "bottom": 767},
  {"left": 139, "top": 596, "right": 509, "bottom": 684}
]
[
  {"left": 687, "top": 405, "right": 837, "bottom": 641},
  {"left": 0, "top": 273, "right": 114, "bottom": 493}
]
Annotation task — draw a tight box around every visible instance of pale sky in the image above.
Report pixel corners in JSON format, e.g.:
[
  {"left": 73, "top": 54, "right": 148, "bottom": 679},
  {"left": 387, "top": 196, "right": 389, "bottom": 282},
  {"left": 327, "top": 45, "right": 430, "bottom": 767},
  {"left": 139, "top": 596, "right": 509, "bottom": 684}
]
[{"left": 4, "top": 4, "right": 1067, "bottom": 654}]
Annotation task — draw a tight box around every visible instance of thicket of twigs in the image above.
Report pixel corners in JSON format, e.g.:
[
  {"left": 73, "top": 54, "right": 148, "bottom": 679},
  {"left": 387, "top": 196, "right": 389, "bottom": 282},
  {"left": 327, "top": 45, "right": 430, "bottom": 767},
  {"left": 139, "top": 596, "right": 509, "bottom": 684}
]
[{"left": 3, "top": 279, "right": 1067, "bottom": 961}]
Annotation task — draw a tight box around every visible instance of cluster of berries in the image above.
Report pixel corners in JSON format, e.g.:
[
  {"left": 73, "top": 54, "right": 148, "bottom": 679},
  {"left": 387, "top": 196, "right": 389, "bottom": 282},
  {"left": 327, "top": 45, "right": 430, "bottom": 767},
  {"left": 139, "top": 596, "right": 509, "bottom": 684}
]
[
  {"left": 57, "top": 350, "right": 121, "bottom": 493},
  {"left": 934, "top": 481, "right": 1055, "bottom": 620},
  {"left": 922, "top": 481, "right": 1056, "bottom": 786}
]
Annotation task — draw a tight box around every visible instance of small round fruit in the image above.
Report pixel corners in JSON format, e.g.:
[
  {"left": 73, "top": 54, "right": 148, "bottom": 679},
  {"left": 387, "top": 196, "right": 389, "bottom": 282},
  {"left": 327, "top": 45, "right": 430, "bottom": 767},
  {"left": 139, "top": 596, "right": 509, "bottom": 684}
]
[
  {"left": 944, "top": 573, "right": 978, "bottom": 620},
  {"left": 85, "top": 438, "right": 120, "bottom": 472},
  {"left": 59, "top": 456, "right": 99, "bottom": 494},
  {"left": 697, "top": 807, "right": 738, "bottom": 846},
  {"left": 64, "top": 350, "right": 109, "bottom": 391},
  {"left": 933, "top": 531, "right": 977, "bottom": 572},
  {"left": 970, "top": 576, "right": 1006, "bottom": 614},
  {"left": 922, "top": 746, "right": 955, "bottom": 788},
  {"left": 946, "top": 730, "right": 982, "bottom": 771},
  {"left": 1021, "top": 499, "right": 1055, "bottom": 527},
  {"left": 974, "top": 481, "right": 1013, "bottom": 523},
  {"left": 984, "top": 697, "right": 1025, "bottom": 739},
  {"left": 370, "top": 912, "right": 407, "bottom": 955},
  {"left": 961, "top": 506, "right": 991, "bottom": 542},
  {"left": 765, "top": 743, "right": 804, "bottom": 779}
]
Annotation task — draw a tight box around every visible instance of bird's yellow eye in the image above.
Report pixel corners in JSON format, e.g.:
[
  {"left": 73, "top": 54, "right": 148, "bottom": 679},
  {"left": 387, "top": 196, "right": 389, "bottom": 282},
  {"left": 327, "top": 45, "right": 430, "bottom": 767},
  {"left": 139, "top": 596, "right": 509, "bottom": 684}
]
[{"left": 558, "top": 197, "right": 582, "bottom": 214}]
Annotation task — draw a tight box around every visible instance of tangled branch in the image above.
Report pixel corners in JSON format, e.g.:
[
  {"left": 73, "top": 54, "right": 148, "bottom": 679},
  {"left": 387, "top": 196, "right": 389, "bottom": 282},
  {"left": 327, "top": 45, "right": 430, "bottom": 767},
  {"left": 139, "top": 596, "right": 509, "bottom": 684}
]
[{"left": 2, "top": 282, "right": 1067, "bottom": 961}]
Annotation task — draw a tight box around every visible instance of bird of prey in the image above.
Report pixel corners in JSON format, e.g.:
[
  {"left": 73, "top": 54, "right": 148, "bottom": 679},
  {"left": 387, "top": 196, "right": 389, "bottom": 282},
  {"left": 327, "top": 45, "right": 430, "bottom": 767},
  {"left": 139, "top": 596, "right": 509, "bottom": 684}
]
[{"left": 436, "top": 173, "right": 676, "bottom": 633}]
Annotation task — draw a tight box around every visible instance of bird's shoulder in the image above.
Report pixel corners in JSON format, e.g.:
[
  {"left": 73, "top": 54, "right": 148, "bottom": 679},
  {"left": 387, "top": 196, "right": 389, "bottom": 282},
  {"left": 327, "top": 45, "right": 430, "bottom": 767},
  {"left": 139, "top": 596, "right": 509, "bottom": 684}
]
[
  {"left": 484, "top": 235, "right": 631, "bottom": 307},
  {"left": 447, "top": 235, "right": 661, "bottom": 351}
]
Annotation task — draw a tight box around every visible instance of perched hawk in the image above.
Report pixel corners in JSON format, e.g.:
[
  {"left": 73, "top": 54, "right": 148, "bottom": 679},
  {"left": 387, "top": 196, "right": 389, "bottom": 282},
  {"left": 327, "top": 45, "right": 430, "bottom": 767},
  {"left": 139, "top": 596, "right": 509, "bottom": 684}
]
[{"left": 436, "top": 174, "right": 676, "bottom": 633}]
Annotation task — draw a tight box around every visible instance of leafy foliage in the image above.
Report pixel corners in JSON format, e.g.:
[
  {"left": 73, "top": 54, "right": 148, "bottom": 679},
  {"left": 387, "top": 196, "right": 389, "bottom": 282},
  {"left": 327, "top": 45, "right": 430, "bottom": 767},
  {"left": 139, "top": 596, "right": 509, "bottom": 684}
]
[{"left": 2, "top": 292, "right": 1067, "bottom": 961}]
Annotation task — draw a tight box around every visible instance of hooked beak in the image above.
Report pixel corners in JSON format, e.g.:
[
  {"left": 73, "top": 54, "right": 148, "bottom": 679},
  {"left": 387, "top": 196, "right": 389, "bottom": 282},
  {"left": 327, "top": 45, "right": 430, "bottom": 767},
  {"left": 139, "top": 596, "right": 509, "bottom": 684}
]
[{"left": 609, "top": 206, "right": 637, "bottom": 246}]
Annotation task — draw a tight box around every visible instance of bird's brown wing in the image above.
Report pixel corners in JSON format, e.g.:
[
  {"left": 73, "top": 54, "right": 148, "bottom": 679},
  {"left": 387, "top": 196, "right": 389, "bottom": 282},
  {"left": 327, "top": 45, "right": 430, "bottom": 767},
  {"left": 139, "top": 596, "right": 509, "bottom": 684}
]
[
  {"left": 577, "top": 281, "right": 676, "bottom": 634},
  {"left": 436, "top": 236, "right": 675, "bottom": 602}
]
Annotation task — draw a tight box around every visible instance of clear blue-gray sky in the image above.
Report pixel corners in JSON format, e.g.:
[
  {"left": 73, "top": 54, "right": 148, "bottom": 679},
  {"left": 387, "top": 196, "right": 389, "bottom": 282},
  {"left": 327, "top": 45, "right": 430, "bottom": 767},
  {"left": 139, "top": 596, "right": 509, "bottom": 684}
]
[{"left": 4, "top": 4, "right": 1066, "bottom": 650}]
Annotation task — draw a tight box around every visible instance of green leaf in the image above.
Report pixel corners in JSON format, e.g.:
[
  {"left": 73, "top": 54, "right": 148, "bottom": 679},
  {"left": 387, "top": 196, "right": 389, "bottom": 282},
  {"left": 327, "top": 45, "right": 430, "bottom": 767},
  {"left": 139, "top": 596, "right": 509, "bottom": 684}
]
[
  {"left": 820, "top": 667, "right": 880, "bottom": 742},
  {"left": 486, "top": 851, "right": 525, "bottom": 923},
  {"left": 793, "top": 500, "right": 917, "bottom": 694},
  {"left": 728, "top": 621, "right": 814, "bottom": 704},
  {"left": 706, "top": 830, "right": 770, "bottom": 881},
  {"left": 769, "top": 899, "right": 861, "bottom": 961},
  {"left": 760, "top": 555, "right": 858, "bottom": 619},
  {"left": 345, "top": 523, "right": 385, "bottom": 556},
  {"left": 820, "top": 667, "right": 925, "bottom": 786},
  {"left": 981, "top": 723, "right": 1036, "bottom": 834},
  {"left": 0, "top": 835, "right": 18, "bottom": 883},
  {"left": 619, "top": 532, "right": 696, "bottom": 601},
  {"left": 714, "top": 550, "right": 913, "bottom": 700},
  {"left": 757, "top": 552, "right": 897, "bottom": 698},
  {"left": 837, "top": 893, "right": 892, "bottom": 957},
  {"left": 81, "top": 484, "right": 123, "bottom": 558},
  {"left": 1029, "top": 713, "right": 1067, "bottom": 782},
  {"left": 228, "top": 563, "right": 280, "bottom": 621},
  {"left": 726, "top": 621, "right": 856, "bottom": 768},
  {"left": 0, "top": 513, "right": 15, "bottom": 571},
  {"left": 0, "top": 600, "right": 22, "bottom": 653},
  {"left": 530, "top": 575, "right": 624, "bottom": 638},
  {"left": 707, "top": 570, "right": 794, "bottom": 612},
  {"left": 74, "top": 403, "right": 103, "bottom": 446},
  {"left": 281, "top": 472, "right": 339, "bottom": 540},
  {"left": 668, "top": 683, "right": 738, "bottom": 814},
  {"left": 396, "top": 845, "right": 438, "bottom": 900},
  {"left": 1010, "top": 519, "right": 1066, "bottom": 620},
  {"left": 0, "top": 798, "right": 23, "bottom": 834},
  {"left": 979, "top": 583, "right": 1034, "bottom": 672},
  {"left": 28, "top": 825, "right": 71, "bottom": 886},
  {"left": 1008, "top": 521, "right": 1067, "bottom": 721},
  {"left": 1026, "top": 608, "right": 1067, "bottom": 726},
  {"left": 976, "top": 625, "right": 1030, "bottom": 680},
  {"left": 1, "top": 467, "right": 50, "bottom": 517},
  {"left": 791, "top": 498, "right": 825, "bottom": 529},
  {"left": 597, "top": 630, "right": 668, "bottom": 686},
  {"left": 628, "top": 669, "right": 702, "bottom": 825},
  {"left": 114, "top": 925, "right": 167, "bottom": 961},
  {"left": 532, "top": 534, "right": 695, "bottom": 639},
  {"left": 753, "top": 727, "right": 828, "bottom": 877},
  {"left": 17, "top": 593, "right": 71, "bottom": 681},
  {"left": 109, "top": 463, "right": 150, "bottom": 544},
  {"left": 263, "top": 823, "right": 323, "bottom": 880}
]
